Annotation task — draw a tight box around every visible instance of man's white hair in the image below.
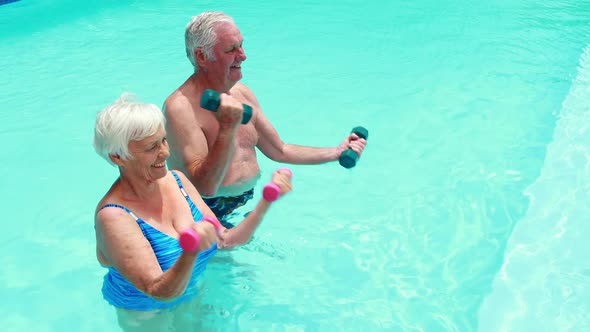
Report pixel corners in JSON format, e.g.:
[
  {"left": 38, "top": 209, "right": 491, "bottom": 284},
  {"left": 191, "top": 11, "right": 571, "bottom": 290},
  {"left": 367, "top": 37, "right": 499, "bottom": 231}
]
[{"left": 185, "top": 11, "right": 235, "bottom": 72}]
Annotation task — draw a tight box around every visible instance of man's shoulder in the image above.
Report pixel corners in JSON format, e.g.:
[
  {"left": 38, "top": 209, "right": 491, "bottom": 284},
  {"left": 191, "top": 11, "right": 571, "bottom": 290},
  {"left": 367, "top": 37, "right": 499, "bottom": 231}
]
[{"left": 163, "top": 89, "right": 193, "bottom": 117}]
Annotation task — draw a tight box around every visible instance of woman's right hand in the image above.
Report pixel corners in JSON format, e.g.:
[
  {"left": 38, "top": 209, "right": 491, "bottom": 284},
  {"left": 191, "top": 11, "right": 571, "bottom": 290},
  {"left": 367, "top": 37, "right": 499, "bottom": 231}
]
[
  {"left": 191, "top": 221, "right": 218, "bottom": 252},
  {"left": 271, "top": 168, "right": 293, "bottom": 198}
]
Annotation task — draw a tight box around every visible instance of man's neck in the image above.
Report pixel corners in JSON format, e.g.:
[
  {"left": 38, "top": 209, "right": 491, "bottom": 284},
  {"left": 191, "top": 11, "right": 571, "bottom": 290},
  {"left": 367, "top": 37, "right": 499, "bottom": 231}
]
[{"left": 190, "top": 72, "right": 232, "bottom": 94}]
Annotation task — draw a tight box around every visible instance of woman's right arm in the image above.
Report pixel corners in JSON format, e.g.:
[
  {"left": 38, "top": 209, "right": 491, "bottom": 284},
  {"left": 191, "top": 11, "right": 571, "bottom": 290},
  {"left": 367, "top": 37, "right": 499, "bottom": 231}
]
[
  {"left": 220, "top": 170, "right": 292, "bottom": 247},
  {"left": 178, "top": 169, "right": 293, "bottom": 249},
  {"left": 95, "top": 207, "right": 215, "bottom": 300}
]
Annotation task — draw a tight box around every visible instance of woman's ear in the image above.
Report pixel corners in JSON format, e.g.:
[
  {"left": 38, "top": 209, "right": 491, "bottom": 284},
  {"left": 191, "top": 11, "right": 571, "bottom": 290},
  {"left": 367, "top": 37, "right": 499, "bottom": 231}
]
[{"left": 109, "top": 154, "right": 124, "bottom": 166}]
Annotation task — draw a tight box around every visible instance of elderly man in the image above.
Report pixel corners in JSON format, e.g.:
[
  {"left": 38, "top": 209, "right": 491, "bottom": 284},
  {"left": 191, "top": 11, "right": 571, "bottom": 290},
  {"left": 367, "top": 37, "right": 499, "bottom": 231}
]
[{"left": 163, "top": 11, "right": 366, "bottom": 227}]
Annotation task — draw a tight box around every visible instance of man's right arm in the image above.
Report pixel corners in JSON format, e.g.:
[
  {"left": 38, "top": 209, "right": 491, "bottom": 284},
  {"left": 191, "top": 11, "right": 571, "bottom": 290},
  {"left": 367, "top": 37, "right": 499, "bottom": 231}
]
[{"left": 163, "top": 97, "right": 237, "bottom": 197}]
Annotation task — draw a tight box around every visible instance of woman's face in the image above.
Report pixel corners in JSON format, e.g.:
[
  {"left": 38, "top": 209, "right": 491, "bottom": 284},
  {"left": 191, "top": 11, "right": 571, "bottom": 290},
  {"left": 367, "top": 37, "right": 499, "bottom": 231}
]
[{"left": 124, "top": 125, "right": 169, "bottom": 182}]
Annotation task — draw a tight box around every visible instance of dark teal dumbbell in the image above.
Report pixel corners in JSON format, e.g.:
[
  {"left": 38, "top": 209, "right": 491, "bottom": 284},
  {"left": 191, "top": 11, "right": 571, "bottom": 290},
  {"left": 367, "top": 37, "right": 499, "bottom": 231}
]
[
  {"left": 200, "top": 89, "right": 252, "bottom": 124},
  {"left": 338, "top": 126, "right": 368, "bottom": 169}
]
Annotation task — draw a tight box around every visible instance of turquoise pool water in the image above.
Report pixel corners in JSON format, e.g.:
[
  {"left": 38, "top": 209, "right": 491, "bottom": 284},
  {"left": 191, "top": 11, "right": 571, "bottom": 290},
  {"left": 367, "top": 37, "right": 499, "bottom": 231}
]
[{"left": 1, "top": 0, "right": 589, "bottom": 331}]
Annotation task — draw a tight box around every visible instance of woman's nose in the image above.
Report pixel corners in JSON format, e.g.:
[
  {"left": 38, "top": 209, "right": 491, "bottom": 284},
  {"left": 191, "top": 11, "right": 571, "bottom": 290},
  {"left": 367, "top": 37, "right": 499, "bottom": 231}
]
[{"left": 160, "top": 142, "right": 170, "bottom": 158}]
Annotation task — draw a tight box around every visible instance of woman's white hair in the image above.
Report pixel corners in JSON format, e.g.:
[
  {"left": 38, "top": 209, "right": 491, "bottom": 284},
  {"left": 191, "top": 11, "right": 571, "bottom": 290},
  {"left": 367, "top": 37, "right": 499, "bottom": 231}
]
[
  {"left": 94, "top": 93, "right": 165, "bottom": 166},
  {"left": 185, "top": 11, "right": 235, "bottom": 72}
]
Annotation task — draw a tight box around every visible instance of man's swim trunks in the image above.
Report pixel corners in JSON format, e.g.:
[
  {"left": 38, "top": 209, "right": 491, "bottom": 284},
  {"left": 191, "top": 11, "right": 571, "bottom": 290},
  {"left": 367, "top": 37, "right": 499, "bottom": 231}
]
[{"left": 202, "top": 189, "right": 254, "bottom": 228}]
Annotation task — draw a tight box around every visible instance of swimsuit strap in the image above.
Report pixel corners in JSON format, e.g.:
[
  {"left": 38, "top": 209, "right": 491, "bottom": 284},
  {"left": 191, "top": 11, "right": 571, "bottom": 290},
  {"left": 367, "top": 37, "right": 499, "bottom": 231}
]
[
  {"left": 171, "top": 171, "right": 203, "bottom": 221},
  {"left": 171, "top": 171, "right": 191, "bottom": 200},
  {"left": 99, "top": 203, "right": 139, "bottom": 221}
]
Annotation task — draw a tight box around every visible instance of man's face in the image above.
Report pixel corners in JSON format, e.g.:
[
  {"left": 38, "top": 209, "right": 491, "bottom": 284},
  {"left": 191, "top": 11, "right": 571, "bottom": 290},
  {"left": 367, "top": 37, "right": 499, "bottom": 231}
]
[{"left": 206, "top": 22, "right": 246, "bottom": 90}]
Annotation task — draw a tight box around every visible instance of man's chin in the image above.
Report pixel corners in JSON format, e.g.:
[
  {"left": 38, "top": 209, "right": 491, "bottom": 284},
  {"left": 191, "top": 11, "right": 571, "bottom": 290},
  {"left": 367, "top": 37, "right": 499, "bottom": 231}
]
[{"left": 228, "top": 76, "right": 242, "bottom": 87}]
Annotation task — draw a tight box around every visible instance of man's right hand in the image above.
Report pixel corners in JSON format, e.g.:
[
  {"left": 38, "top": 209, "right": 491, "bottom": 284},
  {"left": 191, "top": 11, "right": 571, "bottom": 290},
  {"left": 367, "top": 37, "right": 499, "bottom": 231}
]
[{"left": 216, "top": 93, "right": 245, "bottom": 129}]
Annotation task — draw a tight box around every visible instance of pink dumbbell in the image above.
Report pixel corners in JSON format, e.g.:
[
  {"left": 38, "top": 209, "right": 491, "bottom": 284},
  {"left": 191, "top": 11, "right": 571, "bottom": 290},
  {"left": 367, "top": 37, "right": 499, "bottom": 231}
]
[
  {"left": 263, "top": 167, "right": 292, "bottom": 202},
  {"left": 179, "top": 216, "right": 222, "bottom": 253},
  {"left": 202, "top": 215, "right": 222, "bottom": 234},
  {"left": 179, "top": 228, "right": 200, "bottom": 253}
]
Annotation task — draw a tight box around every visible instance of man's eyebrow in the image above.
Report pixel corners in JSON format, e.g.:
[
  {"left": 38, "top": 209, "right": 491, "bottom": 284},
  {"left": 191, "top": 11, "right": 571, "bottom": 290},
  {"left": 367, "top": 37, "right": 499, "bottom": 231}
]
[{"left": 225, "top": 41, "right": 242, "bottom": 51}]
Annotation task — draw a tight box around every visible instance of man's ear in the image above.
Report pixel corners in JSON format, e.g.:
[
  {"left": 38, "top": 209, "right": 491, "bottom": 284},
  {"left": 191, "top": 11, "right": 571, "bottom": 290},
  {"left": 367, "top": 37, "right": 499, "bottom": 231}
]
[
  {"left": 109, "top": 154, "right": 124, "bottom": 166},
  {"left": 195, "top": 48, "right": 208, "bottom": 68}
]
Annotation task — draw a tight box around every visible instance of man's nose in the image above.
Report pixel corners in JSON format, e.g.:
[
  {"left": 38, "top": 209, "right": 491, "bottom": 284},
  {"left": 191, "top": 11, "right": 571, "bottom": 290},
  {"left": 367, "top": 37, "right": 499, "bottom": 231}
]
[{"left": 238, "top": 46, "right": 247, "bottom": 61}]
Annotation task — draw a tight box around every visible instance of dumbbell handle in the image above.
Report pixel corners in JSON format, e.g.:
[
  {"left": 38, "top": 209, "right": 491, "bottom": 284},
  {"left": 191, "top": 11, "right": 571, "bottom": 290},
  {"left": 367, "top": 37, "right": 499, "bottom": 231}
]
[
  {"left": 263, "top": 168, "right": 292, "bottom": 202},
  {"left": 200, "top": 89, "right": 253, "bottom": 124},
  {"left": 338, "top": 126, "right": 369, "bottom": 169}
]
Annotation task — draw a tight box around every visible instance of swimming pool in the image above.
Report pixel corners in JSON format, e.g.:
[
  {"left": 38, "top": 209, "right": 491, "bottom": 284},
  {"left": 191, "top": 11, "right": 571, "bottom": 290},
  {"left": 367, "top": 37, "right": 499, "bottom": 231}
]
[{"left": 1, "top": 0, "right": 589, "bottom": 331}]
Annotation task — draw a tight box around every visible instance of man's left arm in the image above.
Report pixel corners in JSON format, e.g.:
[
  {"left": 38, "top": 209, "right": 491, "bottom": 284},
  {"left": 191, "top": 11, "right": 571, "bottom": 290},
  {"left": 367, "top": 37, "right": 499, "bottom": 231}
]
[{"left": 248, "top": 92, "right": 366, "bottom": 164}]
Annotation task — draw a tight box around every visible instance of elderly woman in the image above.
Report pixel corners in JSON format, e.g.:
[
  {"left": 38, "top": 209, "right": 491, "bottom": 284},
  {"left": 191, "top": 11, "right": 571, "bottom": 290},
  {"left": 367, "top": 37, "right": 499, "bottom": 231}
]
[{"left": 93, "top": 94, "right": 292, "bottom": 331}]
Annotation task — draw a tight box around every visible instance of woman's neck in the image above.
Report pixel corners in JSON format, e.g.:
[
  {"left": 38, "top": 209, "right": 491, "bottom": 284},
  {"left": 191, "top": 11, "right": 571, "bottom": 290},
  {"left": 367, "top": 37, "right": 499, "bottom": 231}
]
[{"left": 117, "top": 171, "right": 163, "bottom": 203}]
